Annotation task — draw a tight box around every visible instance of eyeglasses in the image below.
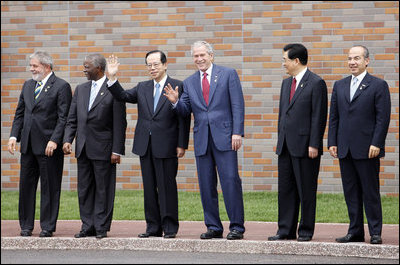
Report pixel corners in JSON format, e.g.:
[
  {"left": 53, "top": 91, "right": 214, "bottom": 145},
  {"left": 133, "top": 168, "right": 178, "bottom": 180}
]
[{"left": 146, "top": 62, "right": 162, "bottom": 69}]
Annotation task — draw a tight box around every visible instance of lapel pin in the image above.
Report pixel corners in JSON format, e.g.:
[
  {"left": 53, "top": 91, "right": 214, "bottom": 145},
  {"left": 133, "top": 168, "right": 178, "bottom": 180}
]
[
  {"left": 101, "top": 92, "right": 104, "bottom": 96},
  {"left": 301, "top": 84, "right": 304, "bottom": 88},
  {"left": 360, "top": 84, "right": 366, "bottom": 90}
]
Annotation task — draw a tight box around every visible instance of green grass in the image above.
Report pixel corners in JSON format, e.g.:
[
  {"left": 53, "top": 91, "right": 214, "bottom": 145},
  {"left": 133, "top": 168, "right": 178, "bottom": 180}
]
[{"left": 1, "top": 190, "right": 398, "bottom": 224}]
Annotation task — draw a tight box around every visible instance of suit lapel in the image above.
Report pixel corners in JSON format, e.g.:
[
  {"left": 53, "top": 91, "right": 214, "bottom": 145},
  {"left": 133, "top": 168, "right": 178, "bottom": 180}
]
[
  {"left": 154, "top": 78, "right": 169, "bottom": 115},
  {"left": 88, "top": 78, "right": 109, "bottom": 112},
  {"left": 34, "top": 73, "right": 55, "bottom": 105},
  {"left": 208, "top": 65, "right": 220, "bottom": 106},
  {"left": 287, "top": 70, "right": 309, "bottom": 109},
  {"left": 193, "top": 71, "right": 205, "bottom": 106},
  {"left": 144, "top": 80, "right": 155, "bottom": 115},
  {"left": 351, "top": 73, "right": 370, "bottom": 102},
  {"left": 343, "top": 76, "right": 352, "bottom": 103}
]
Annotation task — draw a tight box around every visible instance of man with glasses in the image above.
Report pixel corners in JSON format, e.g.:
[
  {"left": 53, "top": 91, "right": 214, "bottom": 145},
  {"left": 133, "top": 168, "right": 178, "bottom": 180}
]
[{"left": 106, "top": 50, "right": 190, "bottom": 239}]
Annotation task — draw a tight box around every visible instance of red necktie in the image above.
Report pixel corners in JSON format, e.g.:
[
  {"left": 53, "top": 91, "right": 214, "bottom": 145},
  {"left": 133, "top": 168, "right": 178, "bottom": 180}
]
[
  {"left": 289, "top": 77, "right": 296, "bottom": 102},
  {"left": 202, "top": 72, "right": 210, "bottom": 105}
]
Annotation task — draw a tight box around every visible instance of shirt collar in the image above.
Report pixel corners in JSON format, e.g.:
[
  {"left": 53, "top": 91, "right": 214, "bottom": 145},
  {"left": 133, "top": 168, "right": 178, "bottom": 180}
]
[
  {"left": 200, "top": 64, "right": 213, "bottom": 78},
  {"left": 294, "top": 67, "right": 307, "bottom": 83},
  {"left": 92, "top": 75, "right": 106, "bottom": 88},
  {"left": 352, "top": 70, "right": 367, "bottom": 83},
  {"left": 39, "top": 71, "right": 53, "bottom": 86},
  {"left": 153, "top": 74, "right": 168, "bottom": 89}
]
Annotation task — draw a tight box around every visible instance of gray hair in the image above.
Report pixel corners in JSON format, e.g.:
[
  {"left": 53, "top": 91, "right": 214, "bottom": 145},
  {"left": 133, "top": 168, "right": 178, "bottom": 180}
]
[
  {"left": 353, "top": 45, "right": 370, "bottom": 58},
  {"left": 85, "top": 53, "right": 106, "bottom": 72},
  {"left": 29, "top": 50, "right": 53, "bottom": 70},
  {"left": 191, "top": 41, "right": 214, "bottom": 56}
]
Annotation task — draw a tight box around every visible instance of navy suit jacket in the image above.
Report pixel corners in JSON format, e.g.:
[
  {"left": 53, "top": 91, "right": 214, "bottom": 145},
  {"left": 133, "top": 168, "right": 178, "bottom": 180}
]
[
  {"left": 177, "top": 64, "right": 245, "bottom": 157},
  {"left": 11, "top": 73, "right": 72, "bottom": 155},
  {"left": 276, "top": 69, "right": 328, "bottom": 158},
  {"left": 64, "top": 78, "right": 127, "bottom": 160},
  {"left": 328, "top": 72, "right": 391, "bottom": 159},
  {"left": 107, "top": 77, "right": 190, "bottom": 158}
]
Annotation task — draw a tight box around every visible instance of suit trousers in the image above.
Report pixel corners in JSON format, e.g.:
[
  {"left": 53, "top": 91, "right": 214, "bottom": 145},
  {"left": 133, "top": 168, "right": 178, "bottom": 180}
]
[
  {"left": 339, "top": 153, "right": 382, "bottom": 236},
  {"left": 77, "top": 148, "right": 116, "bottom": 232},
  {"left": 277, "top": 142, "right": 320, "bottom": 238},
  {"left": 19, "top": 141, "right": 63, "bottom": 232},
  {"left": 195, "top": 132, "right": 245, "bottom": 233},
  {"left": 140, "top": 136, "right": 179, "bottom": 235}
]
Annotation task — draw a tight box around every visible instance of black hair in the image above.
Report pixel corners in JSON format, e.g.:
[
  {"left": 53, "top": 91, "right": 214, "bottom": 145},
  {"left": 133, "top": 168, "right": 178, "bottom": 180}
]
[
  {"left": 145, "top": 50, "right": 167, "bottom": 64},
  {"left": 283, "top": 43, "right": 308, "bottom": 65}
]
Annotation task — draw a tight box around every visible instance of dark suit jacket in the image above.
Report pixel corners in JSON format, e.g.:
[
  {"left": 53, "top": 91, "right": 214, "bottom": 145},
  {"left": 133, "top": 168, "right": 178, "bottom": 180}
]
[
  {"left": 276, "top": 69, "right": 328, "bottom": 158},
  {"left": 64, "top": 78, "right": 126, "bottom": 160},
  {"left": 107, "top": 77, "right": 190, "bottom": 158},
  {"left": 177, "top": 64, "right": 245, "bottom": 157},
  {"left": 328, "top": 72, "right": 391, "bottom": 159},
  {"left": 10, "top": 73, "right": 72, "bottom": 155}
]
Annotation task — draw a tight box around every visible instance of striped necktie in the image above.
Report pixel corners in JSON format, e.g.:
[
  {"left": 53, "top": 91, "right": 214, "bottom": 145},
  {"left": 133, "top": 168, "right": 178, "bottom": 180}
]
[
  {"left": 153, "top": 83, "right": 161, "bottom": 112},
  {"left": 34, "top": 81, "right": 43, "bottom": 100}
]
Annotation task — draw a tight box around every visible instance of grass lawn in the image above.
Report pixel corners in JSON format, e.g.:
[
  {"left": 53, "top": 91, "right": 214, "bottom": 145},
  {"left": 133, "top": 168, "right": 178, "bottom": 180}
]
[{"left": 1, "top": 190, "right": 398, "bottom": 224}]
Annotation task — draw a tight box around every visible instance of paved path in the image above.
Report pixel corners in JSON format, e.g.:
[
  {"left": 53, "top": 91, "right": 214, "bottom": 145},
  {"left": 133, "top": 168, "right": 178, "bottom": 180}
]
[{"left": 1, "top": 220, "right": 399, "bottom": 260}]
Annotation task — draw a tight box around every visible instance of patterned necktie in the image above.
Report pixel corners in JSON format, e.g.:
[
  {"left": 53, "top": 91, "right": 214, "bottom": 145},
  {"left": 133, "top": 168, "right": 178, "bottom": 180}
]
[
  {"left": 88, "top": 82, "right": 97, "bottom": 111},
  {"left": 202, "top": 72, "right": 210, "bottom": 105},
  {"left": 350, "top": 77, "right": 358, "bottom": 101},
  {"left": 153, "top": 83, "right": 161, "bottom": 112},
  {"left": 34, "top": 81, "right": 43, "bottom": 100},
  {"left": 289, "top": 77, "right": 296, "bottom": 102}
]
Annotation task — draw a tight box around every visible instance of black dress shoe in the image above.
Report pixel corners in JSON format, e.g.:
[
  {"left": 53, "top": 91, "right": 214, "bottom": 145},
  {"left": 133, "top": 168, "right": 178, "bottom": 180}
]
[
  {"left": 138, "top": 232, "right": 162, "bottom": 238},
  {"left": 74, "top": 229, "right": 96, "bottom": 238},
  {"left": 96, "top": 230, "right": 107, "bottom": 239},
  {"left": 370, "top": 235, "right": 382, "bottom": 244},
  {"left": 39, "top": 230, "right": 53, "bottom": 237},
  {"left": 200, "top": 229, "right": 223, "bottom": 239},
  {"left": 297, "top": 236, "right": 312, "bottom": 242},
  {"left": 335, "top": 234, "right": 365, "bottom": 243},
  {"left": 163, "top": 233, "right": 176, "bottom": 239},
  {"left": 20, "top": 230, "right": 32, "bottom": 237},
  {"left": 227, "top": 230, "right": 243, "bottom": 240},
  {"left": 268, "top": 234, "right": 296, "bottom": 241}
]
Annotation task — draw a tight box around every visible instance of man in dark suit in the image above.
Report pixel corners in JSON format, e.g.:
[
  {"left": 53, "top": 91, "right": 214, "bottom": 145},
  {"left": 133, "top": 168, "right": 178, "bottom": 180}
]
[
  {"left": 164, "top": 41, "right": 245, "bottom": 240},
  {"left": 106, "top": 50, "right": 190, "bottom": 238},
  {"left": 8, "top": 50, "right": 72, "bottom": 237},
  {"left": 63, "top": 54, "right": 126, "bottom": 239},
  {"left": 268, "top": 43, "right": 328, "bottom": 242},
  {"left": 328, "top": 45, "right": 391, "bottom": 245}
]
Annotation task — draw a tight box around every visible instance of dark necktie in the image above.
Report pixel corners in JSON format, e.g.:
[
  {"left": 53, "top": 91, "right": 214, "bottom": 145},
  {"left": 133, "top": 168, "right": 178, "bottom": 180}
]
[
  {"left": 202, "top": 72, "right": 209, "bottom": 105},
  {"left": 289, "top": 77, "right": 296, "bottom": 102}
]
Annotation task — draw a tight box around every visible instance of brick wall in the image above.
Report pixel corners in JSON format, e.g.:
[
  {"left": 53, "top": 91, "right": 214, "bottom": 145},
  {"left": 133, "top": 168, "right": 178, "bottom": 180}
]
[{"left": 1, "top": 1, "right": 398, "bottom": 195}]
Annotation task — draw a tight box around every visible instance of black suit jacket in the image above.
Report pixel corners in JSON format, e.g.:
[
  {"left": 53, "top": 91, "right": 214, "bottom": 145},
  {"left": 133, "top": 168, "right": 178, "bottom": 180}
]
[
  {"left": 11, "top": 73, "right": 72, "bottom": 155},
  {"left": 328, "top": 73, "right": 391, "bottom": 159},
  {"left": 107, "top": 77, "right": 190, "bottom": 158},
  {"left": 64, "top": 78, "right": 127, "bottom": 160},
  {"left": 276, "top": 69, "right": 328, "bottom": 157}
]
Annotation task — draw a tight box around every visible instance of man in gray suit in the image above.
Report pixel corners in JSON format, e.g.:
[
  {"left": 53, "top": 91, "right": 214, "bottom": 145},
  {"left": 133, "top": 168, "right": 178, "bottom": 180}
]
[{"left": 63, "top": 54, "right": 127, "bottom": 239}]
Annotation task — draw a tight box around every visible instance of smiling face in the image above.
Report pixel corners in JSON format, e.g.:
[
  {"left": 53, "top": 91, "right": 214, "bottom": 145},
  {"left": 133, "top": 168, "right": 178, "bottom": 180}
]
[
  {"left": 348, "top": 46, "right": 369, "bottom": 77},
  {"left": 29, "top": 57, "right": 50, "bottom": 81},
  {"left": 146, "top": 52, "right": 167, "bottom": 83},
  {"left": 83, "top": 59, "right": 101, "bottom": 81},
  {"left": 192, "top": 44, "right": 213, "bottom": 72}
]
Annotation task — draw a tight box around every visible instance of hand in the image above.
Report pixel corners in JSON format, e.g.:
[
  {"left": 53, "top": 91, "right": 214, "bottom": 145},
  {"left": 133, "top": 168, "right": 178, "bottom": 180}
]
[
  {"left": 329, "top": 146, "right": 337, "bottom": 158},
  {"left": 308, "top": 146, "right": 318, "bottom": 159},
  {"left": 369, "top": 145, "right": 380, "bottom": 159},
  {"left": 106, "top": 54, "right": 120, "bottom": 81},
  {"left": 163, "top": 83, "right": 179, "bottom": 104},
  {"left": 232, "top": 134, "right": 242, "bottom": 151},
  {"left": 45, "top": 141, "right": 57, "bottom": 157},
  {"left": 63, "top": 142, "right": 72, "bottom": 155},
  {"left": 177, "top": 147, "right": 185, "bottom": 158},
  {"left": 7, "top": 138, "right": 16, "bottom": 155},
  {"left": 111, "top": 154, "right": 121, "bottom": 164}
]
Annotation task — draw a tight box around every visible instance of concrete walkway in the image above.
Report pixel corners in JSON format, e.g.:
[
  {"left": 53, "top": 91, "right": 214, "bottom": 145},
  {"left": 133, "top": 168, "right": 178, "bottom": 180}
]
[{"left": 1, "top": 220, "right": 398, "bottom": 260}]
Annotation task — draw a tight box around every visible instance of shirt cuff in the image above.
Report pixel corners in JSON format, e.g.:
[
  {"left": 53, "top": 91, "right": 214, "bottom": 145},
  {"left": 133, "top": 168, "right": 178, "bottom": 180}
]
[{"left": 107, "top": 79, "right": 118, "bottom": 87}]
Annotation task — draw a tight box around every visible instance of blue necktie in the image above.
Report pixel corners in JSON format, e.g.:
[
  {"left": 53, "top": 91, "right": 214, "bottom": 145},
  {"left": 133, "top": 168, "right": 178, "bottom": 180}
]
[
  {"left": 350, "top": 77, "right": 358, "bottom": 101},
  {"left": 153, "top": 83, "right": 161, "bottom": 112},
  {"left": 34, "top": 81, "right": 43, "bottom": 100},
  {"left": 88, "top": 82, "right": 97, "bottom": 110}
]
